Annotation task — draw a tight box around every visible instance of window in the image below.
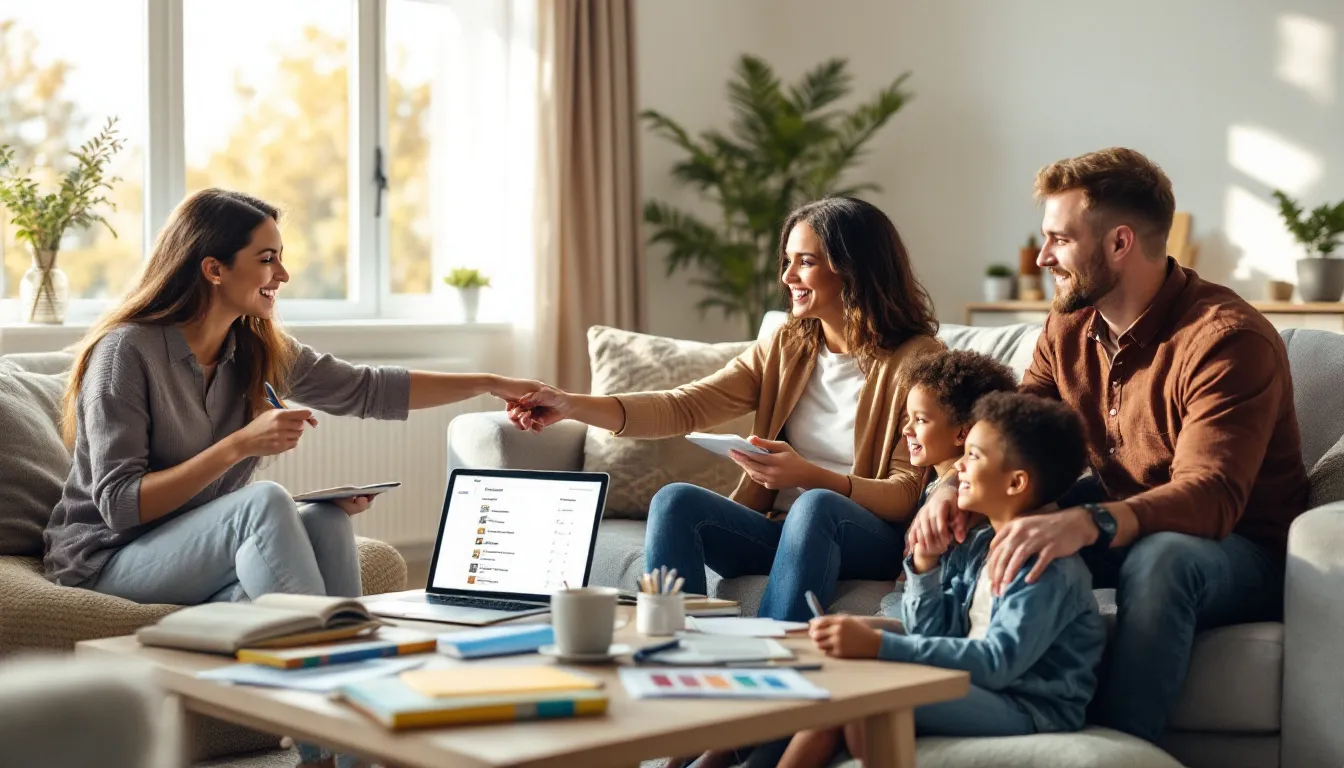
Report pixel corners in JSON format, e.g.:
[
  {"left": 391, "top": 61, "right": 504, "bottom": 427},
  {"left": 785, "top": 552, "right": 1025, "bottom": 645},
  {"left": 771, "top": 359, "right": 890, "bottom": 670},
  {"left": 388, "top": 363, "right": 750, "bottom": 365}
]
[
  {"left": 184, "top": 0, "right": 353, "bottom": 301},
  {"left": 0, "top": 0, "right": 146, "bottom": 301},
  {"left": 0, "top": 0, "right": 535, "bottom": 323},
  {"left": 384, "top": 0, "right": 440, "bottom": 296}
]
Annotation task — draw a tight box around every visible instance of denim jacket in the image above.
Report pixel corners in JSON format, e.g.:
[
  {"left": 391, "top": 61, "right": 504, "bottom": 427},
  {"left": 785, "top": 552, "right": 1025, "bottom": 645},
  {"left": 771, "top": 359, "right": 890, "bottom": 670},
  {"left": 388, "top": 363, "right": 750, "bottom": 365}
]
[{"left": 879, "top": 525, "right": 1106, "bottom": 732}]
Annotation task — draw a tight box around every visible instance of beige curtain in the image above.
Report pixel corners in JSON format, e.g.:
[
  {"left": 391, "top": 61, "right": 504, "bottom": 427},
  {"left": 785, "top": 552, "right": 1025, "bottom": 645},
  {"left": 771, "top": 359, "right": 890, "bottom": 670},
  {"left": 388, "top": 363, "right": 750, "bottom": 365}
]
[{"left": 536, "top": 0, "right": 646, "bottom": 393}]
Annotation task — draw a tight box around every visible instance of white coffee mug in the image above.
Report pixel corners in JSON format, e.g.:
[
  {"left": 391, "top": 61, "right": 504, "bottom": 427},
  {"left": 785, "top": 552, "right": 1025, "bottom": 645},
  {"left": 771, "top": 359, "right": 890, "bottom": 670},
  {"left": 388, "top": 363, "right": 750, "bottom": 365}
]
[
  {"left": 551, "top": 586, "right": 618, "bottom": 655},
  {"left": 636, "top": 592, "right": 685, "bottom": 636}
]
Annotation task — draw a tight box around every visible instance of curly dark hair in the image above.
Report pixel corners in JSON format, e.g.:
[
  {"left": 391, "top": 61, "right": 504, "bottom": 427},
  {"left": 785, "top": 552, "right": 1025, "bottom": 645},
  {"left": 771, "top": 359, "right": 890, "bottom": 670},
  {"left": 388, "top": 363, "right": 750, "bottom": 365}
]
[
  {"left": 776, "top": 197, "right": 938, "bottom": 372},
  {"left": 906, "top": 350, "right": 1018, "bottom": 426},
  {"left": 971, "top": 392, "right": 1086, "bottom": 507}
]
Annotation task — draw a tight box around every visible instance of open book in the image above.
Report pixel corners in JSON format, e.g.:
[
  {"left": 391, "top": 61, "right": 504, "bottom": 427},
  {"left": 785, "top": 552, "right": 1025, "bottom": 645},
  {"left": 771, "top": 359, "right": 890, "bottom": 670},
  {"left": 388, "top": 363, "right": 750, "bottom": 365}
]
[{"left": 136, "top": 594, "right": 381, "bottom": 655}]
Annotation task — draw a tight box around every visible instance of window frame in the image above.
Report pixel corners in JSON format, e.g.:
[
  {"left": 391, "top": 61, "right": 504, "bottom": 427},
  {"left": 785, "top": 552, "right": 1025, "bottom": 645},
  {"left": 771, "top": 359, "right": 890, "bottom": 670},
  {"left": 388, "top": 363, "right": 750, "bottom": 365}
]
[{"left": 1, "top": 0, "right": 438, "bottom": 324}]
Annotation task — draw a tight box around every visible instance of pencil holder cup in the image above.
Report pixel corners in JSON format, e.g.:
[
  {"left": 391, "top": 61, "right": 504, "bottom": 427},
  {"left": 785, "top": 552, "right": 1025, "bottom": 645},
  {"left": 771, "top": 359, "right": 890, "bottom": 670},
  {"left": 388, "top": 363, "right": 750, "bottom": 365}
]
[{"left": 636, "top": 592, "right": 685, "bottom": 636}]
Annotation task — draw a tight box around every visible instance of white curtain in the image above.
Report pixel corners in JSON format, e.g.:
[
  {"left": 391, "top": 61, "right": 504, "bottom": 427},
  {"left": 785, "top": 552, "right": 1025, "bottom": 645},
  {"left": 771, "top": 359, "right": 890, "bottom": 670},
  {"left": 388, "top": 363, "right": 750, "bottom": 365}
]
[{"left": 413, "top": 0, "right": 552, "bottom": 382}]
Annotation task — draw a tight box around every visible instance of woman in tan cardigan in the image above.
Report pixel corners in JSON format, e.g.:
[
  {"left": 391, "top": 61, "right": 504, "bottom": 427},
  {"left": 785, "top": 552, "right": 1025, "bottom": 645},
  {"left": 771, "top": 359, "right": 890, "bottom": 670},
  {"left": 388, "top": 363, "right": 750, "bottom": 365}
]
[{"left": 510, "top": 197, "right": 941, "bottom": 621}]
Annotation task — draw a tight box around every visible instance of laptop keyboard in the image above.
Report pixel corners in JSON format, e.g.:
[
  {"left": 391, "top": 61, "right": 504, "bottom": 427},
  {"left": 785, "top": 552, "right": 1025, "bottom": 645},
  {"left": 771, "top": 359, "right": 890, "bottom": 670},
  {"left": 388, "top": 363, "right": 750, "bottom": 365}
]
[{"left": 427, "top": 594, "right": 545, "bottom": 613}]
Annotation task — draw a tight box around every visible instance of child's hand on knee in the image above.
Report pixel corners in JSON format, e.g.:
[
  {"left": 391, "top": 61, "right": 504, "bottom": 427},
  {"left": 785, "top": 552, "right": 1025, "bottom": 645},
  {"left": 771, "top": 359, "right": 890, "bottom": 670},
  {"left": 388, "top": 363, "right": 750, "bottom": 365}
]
[{"left": 809, "top": 615, "right": 882, "bottom": 659}]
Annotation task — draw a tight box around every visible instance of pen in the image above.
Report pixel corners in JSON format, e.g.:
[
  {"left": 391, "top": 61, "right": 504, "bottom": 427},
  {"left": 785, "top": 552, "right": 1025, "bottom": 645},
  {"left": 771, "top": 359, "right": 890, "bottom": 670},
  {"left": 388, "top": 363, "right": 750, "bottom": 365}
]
[
  {"left": 264, "top": 382, "right": 286, "bottom": 410},
  {"left": 265, "top": 381, "right": 319, "bottom": 428},
  {"left": 804, "top": 591, "right": 824, "bottom": 619},
  {"left": 632, "top": 638, "right": 681, "bottom": 664}
]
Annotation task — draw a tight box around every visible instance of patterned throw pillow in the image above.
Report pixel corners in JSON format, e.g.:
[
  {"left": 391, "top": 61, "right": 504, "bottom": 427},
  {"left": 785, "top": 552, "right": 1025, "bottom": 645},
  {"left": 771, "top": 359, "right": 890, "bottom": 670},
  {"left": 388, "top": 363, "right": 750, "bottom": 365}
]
[{"left": 582, "top": 326, "right": 754, "bottom": 519}]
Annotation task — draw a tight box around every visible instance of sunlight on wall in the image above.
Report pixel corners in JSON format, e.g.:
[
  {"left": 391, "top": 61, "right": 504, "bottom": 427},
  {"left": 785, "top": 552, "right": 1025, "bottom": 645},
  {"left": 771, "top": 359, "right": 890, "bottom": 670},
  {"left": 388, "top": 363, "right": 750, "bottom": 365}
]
[
  {"left": 1226, "top": 184, "right": 1302, "bottom": 282},
  {"left": 1227, "top": 124, "right": 1324, "bottom": 196},
  {"left": 1276, "top": 14, "right": 1336, "bottom": 106}
]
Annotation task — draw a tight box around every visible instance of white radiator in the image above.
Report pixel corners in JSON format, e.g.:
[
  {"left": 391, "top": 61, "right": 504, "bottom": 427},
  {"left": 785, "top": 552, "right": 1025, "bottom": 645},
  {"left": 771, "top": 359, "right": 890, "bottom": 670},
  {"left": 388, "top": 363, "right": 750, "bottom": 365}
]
[{"left": 253, "top": 359, "right": 496, "bottom": 549}]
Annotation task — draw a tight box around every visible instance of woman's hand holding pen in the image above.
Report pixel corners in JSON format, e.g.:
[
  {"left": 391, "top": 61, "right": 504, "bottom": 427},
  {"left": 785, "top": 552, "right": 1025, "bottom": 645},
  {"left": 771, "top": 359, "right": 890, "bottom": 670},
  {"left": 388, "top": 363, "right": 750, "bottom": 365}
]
[{"left": 229, "top": 408, "right": 314, "bottom": 458}]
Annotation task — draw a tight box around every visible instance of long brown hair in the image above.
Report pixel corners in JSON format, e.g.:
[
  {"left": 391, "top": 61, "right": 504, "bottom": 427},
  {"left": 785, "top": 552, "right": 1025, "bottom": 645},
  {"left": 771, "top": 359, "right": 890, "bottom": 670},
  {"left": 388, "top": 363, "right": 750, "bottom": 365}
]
[
  {"left": 776, "top": 197, "right": 938, "bottom": 369},
  {"left": 61, "top": 189, "right": 298, "bottom": 445}
]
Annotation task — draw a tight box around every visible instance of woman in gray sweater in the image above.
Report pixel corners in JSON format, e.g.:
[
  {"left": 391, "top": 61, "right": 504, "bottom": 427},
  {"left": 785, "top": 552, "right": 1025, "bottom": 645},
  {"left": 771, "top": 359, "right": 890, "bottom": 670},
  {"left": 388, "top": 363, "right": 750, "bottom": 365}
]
[{"left": 43, "top": 188, "right": 536, "bottom": 768}]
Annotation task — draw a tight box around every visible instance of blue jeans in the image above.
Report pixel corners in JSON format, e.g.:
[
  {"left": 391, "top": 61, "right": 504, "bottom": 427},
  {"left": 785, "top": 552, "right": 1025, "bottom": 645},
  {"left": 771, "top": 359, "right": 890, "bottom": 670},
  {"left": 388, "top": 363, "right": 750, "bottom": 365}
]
[
  {"left": 93, "top": 481, "right": 364, "bottom": 767},
  {"left": 1059, "top": 480, "right": 1283, "bottom": 743},
  {"left": 915, "top": 684, "right": 1036, "bottom": 736},
  {"left": 643, "top": 483, "right": 907, "bottom": 621},
  {"left": 94, "top": 481, "right": 362, "bottom": 602}
]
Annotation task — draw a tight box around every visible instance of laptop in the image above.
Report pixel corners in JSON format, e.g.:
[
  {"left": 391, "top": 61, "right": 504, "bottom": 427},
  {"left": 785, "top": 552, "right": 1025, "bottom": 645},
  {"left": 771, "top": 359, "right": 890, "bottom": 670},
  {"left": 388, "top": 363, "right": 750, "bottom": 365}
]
[{"left": 365, "top": 468, "right": 609, "bottom": 626}]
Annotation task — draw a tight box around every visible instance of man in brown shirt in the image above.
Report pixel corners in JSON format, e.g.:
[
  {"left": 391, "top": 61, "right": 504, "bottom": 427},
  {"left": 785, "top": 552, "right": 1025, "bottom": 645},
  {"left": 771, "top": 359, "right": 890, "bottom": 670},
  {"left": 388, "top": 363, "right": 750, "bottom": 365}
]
[{"left": 913, "top": 148, "right": 1309, "bottom": 743}]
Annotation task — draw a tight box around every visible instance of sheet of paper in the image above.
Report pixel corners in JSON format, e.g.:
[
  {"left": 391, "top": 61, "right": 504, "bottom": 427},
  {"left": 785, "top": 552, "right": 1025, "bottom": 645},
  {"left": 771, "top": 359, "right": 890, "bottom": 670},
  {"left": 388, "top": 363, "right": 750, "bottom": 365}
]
[
  {"left": 197, "top": 656, "right": 426, "bottom": 693},
  {"left": 652, "top": 636, "right": 793, "bottom": 665},
  {"left": 619, "top": 667, "right": 829, "bottom": 700},
  {"left": 683, "top": 617, "right": 809, "bottom": 637}
]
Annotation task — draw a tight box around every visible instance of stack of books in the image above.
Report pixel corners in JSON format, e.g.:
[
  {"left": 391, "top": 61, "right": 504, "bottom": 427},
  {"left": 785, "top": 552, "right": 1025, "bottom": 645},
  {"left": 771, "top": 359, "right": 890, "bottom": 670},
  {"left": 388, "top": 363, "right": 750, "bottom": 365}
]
[{"left": 337, "top": 665, "right": 608, "bottom": 730}]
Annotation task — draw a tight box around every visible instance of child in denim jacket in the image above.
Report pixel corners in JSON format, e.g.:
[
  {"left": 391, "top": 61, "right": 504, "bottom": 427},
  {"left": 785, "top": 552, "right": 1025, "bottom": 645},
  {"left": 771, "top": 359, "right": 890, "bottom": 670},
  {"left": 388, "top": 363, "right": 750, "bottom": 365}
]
[{"left": 781, "top": 392, "right": 1106, "bottom": 767}]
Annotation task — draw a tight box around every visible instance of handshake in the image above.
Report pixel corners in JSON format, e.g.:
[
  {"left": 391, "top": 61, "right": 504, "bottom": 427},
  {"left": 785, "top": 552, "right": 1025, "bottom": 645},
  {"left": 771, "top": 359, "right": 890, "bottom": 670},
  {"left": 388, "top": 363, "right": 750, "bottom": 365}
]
[{"left": 492, "top": 378, "right": 572, "bottom": 433}]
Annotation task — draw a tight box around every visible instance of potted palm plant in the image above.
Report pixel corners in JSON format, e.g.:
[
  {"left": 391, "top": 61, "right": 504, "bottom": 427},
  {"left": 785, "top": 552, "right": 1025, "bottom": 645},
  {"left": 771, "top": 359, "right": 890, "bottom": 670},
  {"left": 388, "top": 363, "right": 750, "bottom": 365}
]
[
  {"left": 0, "top": 117, "right": 124, "bottom": 324},
  {"left": 1272, "top": 190, "right": 1344, "bottom": 302},
  {"left": 643, "top": 55, "right": 913, "bottom": 337},
  {"left": 443, "top": 267, "right": 490, "bottom": 323}
]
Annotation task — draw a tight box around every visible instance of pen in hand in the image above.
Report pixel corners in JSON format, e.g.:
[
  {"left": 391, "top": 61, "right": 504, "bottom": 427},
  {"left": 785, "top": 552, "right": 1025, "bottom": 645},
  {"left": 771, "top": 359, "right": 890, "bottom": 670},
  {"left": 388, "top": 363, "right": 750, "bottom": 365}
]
[
  {"left": 804, "top": 590, "right": 824, "bottom": 619},
  {"left": 265, "top": 382, "right": 319, "bottom": 428}
]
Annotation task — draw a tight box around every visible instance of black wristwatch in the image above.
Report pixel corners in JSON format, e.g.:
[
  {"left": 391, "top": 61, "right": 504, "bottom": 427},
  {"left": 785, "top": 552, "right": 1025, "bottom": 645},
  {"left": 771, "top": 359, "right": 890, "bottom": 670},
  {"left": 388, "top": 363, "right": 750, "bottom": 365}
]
[{"left": 1083, "top": 502, "right": 1117, "bottom": 550}]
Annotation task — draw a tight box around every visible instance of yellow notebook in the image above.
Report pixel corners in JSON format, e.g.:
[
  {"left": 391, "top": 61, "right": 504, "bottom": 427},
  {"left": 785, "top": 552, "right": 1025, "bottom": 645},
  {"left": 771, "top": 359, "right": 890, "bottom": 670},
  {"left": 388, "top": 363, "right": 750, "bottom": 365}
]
[{"left": 399, "top": 666, "right": 601, "bottom": 698}]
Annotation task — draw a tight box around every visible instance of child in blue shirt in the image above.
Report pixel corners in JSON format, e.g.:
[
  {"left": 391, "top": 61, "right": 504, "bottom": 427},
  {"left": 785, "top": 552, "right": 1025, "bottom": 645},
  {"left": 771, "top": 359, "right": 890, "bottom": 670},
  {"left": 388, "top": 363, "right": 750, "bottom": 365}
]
[{"left": 779, "top": 392, "right": 1106, "bottom": 768}]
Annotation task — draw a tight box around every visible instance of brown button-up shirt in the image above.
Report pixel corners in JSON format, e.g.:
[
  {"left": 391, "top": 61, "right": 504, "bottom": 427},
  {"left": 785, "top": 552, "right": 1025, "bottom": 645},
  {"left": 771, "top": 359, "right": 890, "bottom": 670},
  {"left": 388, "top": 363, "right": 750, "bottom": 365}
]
[{"left": 1021, "top": 259, "right": 1309, "bottom": 556}]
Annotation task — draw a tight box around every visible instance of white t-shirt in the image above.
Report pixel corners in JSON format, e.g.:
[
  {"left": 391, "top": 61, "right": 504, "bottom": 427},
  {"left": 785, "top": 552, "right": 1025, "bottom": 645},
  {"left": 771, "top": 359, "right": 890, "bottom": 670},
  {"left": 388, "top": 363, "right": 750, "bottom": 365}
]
[
  {"left": 967, "top": 567, "right": 995, "bottom": 640},
  {"left": 772, "top": 345, "right": 866, "bottom": 512}
]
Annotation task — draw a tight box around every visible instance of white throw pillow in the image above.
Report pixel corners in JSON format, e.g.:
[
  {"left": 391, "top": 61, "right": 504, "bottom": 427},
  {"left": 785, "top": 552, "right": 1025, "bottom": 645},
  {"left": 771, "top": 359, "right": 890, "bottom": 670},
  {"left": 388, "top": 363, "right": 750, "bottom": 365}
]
[{"left": 582, "top": 326, "right": 754, "bottom": 519}]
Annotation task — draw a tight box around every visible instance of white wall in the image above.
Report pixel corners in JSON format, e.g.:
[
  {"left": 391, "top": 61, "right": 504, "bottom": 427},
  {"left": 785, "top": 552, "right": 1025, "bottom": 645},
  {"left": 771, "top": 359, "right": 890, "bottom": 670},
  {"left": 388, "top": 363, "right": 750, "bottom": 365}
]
[{"left": 638, "top": 0, "right": 1344, "bottom": 341}]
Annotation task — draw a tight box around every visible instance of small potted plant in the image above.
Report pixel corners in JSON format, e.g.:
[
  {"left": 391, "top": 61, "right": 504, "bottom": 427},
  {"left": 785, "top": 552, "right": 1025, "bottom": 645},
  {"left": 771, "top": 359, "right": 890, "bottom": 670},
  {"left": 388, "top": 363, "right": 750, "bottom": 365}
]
[
  {"left": 443, "top": 267, "right": 491, "bottom": 322},
  {"left": 0, "top": 117, "right": 125, "bottom": 324},
  {"left": 983, "top": 263, "right": 1015, "bottom": 302},
  {"left": 1272, "top": 189, "right": 1344, "bottom": 302}
]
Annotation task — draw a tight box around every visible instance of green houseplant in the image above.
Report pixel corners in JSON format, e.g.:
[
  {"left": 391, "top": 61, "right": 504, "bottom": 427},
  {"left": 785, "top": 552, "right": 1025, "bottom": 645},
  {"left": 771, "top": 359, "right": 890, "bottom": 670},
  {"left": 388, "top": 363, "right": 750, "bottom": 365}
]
[
  {"left": 0, "top": 117, "right": 124, "bottom": 324},
  {"left": 643, "top": 55, "right": 912, "bottom": 337},
  {"left": 443, "top": 267, "right": 490, "bottom": 322},
  {"left": 1272, "top": 189, "right": 1344, "bottom": 302},
  {"left": 983, "top": 263, "right": 1015, "bottom": 302}
]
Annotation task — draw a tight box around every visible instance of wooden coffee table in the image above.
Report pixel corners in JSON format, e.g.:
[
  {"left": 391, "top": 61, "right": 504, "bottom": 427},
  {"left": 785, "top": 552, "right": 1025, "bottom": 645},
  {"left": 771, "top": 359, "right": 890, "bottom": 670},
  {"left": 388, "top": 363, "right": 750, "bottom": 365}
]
[{"left": 77, "top": 609, "right": 967, "bottom": 768}]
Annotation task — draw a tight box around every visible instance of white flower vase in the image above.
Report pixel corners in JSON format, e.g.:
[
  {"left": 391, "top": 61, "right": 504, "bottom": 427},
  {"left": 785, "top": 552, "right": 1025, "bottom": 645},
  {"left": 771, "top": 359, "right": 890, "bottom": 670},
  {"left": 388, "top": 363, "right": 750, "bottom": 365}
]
[
  {"left": 20, "top": 248, "right": 70, "bottom": 325},
  {"left": 982, "top": 276, "right": 1015, "bottom": 302},
  {"left": 456, "top": 286, "right": 482, "bottom": 323}
]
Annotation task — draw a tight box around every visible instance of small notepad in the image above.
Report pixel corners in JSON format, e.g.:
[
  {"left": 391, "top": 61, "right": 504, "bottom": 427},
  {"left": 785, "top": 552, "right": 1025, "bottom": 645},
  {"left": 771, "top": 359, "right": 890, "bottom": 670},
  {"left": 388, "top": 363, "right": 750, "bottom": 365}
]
[{"left": 399, "top": 666, "right": 601, "bottom": 699}]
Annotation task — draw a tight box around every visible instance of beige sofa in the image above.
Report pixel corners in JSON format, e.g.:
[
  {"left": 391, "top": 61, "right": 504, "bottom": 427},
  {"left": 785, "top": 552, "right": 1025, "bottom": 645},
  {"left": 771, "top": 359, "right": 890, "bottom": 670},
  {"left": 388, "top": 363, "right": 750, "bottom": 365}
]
[
  {"left": 447, "top": 315, "right": 1344, "bottom": 768},
  {"left": 0, "top": 350, "right": 408, "bottom": 759}
]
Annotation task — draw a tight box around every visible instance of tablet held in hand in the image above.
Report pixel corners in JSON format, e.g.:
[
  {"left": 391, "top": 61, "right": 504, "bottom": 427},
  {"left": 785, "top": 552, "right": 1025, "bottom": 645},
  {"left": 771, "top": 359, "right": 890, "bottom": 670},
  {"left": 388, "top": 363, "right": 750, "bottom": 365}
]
[
  {"left": 684, "top": 433, "right": 770, "bottom": 460},
  {"left": 292, "top": 482, "right": 402, "bottom": 503}
]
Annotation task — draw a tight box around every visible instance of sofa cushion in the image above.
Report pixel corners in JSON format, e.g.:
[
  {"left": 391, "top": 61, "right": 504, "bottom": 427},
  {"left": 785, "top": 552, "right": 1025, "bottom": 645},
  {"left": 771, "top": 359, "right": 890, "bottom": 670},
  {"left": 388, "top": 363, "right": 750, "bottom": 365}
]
[
  {"left": 0, "top": 351, "right": 76, "bottom": 375},
  {"left": 1308, "top": 431, "right": 1344, "bottom": 508},
  {"left": 582, "top": 326, "right": 753, "bottom": 518},
  {"left": 0, "top": 362, "right": 71, "bottom": 557},
  {"left": 936, "top": 323, "right": 1042, "bottom": 380},
  {"left": 1281, "top": 328, "right": 1344, "bottom": 471},
  {"left": 829, "top": 726, "right": 1183, "bottom": 768},
  {"left": 1168, "top": 622, "right": 1283, "bottom": 733}
]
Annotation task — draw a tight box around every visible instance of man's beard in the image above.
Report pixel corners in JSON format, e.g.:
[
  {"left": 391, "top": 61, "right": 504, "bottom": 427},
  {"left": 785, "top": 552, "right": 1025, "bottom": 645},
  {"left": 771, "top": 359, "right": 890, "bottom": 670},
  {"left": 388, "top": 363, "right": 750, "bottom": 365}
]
[{"left": 1052, "top": 246, "right": 1117, "bottom": 313}]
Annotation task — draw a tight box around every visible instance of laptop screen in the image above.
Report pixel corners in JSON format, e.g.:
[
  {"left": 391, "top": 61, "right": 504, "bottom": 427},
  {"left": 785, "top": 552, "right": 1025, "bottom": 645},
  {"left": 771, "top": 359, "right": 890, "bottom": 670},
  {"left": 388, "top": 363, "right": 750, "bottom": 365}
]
[{"left": 427, "top": 470, "right": 607, "bottom": 599}]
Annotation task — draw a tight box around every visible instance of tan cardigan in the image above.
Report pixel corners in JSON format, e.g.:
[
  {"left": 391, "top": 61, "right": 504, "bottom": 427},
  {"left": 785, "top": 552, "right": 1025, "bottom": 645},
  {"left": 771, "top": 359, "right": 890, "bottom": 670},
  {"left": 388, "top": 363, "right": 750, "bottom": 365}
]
[{"left": 613, "top": 328, "right": 943, "bottom": 521}]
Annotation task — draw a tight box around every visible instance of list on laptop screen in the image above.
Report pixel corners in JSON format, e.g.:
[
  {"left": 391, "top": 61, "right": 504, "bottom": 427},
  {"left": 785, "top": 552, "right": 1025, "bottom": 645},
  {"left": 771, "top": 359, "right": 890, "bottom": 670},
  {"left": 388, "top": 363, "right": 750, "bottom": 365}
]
[{"left": 430, "top": 473, "right": 603, "bottom": 595}]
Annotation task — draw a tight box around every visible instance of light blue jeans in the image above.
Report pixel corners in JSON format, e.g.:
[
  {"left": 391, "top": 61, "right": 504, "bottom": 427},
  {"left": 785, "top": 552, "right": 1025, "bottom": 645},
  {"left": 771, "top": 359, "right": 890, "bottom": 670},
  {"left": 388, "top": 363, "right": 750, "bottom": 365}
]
[
  {"left": 93, "top": 480, "right": 364, "bottom": 767},
  {"left": 643, "top": 483, "right": 908, "bottom": 621}
]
